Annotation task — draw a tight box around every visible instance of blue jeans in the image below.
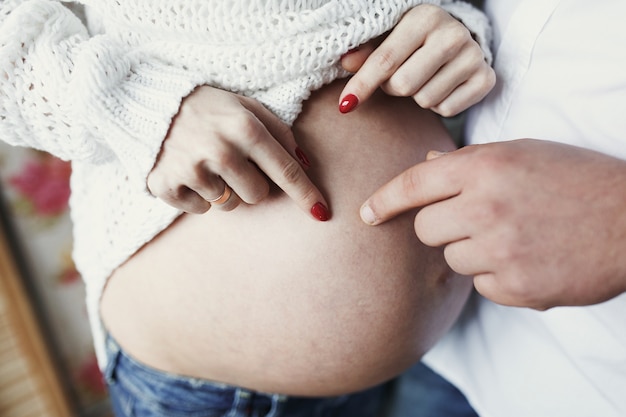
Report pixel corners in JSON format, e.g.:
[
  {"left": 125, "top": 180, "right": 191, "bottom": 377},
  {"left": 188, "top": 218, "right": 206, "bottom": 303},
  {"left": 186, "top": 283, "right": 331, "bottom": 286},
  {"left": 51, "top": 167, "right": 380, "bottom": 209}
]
[
  {"left": 103, "top": 333, "right": 387, "bottom": 417},
  {"left": 385, "top": 362, "right": 478, "bottom": 417}
]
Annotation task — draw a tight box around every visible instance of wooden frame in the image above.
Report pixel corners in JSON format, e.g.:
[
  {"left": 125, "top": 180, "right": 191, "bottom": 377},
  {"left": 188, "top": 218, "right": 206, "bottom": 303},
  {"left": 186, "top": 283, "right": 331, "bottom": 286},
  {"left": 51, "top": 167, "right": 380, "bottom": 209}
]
[{"left": 0, "top": 214, "right": 75, "bottom": 417}]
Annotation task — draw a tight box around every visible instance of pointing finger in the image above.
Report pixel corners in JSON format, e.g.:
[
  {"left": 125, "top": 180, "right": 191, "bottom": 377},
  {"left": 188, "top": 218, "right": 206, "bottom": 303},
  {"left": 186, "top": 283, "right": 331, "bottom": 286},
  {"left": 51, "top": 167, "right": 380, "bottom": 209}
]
[
  {"left": 243, "top": 99, "right": 331, "bottom": 221},
  {"left": 360, "top": 151, "right": 461, "bottom": 225},
  {"left": 338, "top": 22, "right": 428, "bottom": 113}
]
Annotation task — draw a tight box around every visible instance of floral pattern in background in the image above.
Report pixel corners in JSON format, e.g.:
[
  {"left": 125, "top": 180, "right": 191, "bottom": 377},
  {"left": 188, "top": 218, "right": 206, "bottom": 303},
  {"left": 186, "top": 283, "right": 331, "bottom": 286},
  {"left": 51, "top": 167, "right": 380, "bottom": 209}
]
[
  {"left": 0, "top": 143, "right": 111, "bottom": 416},
  {"left": 8, "top": 154, "right": 71, "bottom": 217}
]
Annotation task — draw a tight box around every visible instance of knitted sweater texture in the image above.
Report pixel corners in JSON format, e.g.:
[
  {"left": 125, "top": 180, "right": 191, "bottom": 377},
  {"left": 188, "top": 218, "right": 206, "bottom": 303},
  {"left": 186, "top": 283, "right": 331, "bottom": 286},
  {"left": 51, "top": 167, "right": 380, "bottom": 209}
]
[{"left": 0, "top": 0, "right": 491, "bottom": 368}]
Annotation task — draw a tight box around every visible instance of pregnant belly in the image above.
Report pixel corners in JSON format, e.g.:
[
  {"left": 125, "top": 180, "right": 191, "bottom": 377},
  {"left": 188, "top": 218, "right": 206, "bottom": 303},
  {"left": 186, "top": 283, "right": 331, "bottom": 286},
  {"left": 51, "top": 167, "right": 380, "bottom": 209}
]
[{"left": 100, "top": 79, "right": 472, "bottom": 396}]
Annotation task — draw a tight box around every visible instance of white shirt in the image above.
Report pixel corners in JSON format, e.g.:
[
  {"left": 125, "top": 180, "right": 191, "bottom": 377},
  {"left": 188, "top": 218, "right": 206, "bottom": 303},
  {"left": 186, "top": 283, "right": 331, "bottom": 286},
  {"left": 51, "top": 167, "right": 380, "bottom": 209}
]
[{"left": 424, "top": 1, "right": 626, "bottom": 416}]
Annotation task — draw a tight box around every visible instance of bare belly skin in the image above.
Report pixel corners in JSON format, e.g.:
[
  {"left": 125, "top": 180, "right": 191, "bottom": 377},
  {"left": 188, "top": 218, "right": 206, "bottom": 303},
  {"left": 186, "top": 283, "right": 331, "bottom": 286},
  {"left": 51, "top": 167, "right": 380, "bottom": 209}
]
[{"left": 100, "top": 79, "right": 472, "bottom": 396}]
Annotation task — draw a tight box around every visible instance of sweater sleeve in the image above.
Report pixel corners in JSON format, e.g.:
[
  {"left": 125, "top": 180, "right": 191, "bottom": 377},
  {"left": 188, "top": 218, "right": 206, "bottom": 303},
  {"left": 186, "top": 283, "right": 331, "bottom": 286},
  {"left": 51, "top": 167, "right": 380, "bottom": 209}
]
[
  {"left": 439, "top": 0, "right": 493, "bottom": 64},
  {"left": 0, "top": 0, "right": 204, "bottom": 190}
]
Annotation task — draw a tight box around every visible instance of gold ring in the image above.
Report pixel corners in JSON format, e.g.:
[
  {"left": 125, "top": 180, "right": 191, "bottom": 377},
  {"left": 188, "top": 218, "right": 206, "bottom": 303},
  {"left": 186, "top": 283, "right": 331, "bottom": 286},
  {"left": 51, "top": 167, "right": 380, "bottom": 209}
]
[{"left": 208, "top": 184, "right": 232, "bottom": 205}]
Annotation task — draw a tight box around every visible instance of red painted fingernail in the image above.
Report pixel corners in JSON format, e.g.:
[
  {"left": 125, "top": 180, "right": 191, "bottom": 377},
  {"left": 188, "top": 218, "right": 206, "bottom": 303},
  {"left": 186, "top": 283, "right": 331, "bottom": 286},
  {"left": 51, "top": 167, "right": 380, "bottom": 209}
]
[
  {"left": 311, "top": 202, "right": 330, "bottom": 222},
  {"left": 339, "top": 94, "right": 359, "bottom": 114},
  {"left": 295, "top": 147, "right": 311, "bottom": 168}
]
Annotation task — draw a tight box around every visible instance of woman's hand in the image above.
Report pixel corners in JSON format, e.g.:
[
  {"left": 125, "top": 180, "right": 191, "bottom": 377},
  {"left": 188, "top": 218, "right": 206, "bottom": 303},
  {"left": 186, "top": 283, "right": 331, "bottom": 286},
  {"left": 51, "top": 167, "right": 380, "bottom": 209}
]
[
  {"left": 147, "top": 85, "right": 330, "bottom": 221},
  {"left": 339, "top": 4, "right": 495, "bottom": 117}
]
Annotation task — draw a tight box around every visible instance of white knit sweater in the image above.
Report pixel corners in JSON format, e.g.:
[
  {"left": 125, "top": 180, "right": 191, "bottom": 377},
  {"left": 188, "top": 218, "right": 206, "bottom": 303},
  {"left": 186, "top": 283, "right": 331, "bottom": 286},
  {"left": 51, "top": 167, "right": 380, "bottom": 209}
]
[{"left": 0, "top": 0, "right": 491, "bottom": 369}]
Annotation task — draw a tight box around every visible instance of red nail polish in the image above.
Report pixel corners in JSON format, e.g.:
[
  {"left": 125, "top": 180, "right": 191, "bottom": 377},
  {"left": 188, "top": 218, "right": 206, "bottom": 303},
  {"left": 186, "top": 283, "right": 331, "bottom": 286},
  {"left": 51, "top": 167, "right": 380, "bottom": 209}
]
[
  {"left": 295, "top": 147, "right": 311, "bottom": 168},
  {"left": 311, "top": 202, "right": 330, "bottom": 222},
  {"left": 339, "top": 94, "right": 359, "bottom": 114}
]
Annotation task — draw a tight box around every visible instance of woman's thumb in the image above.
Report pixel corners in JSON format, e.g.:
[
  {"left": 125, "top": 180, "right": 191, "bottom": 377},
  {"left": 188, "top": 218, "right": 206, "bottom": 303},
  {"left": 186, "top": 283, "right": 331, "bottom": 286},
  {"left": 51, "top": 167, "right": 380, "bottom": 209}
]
[{"left": 340, "top": 42, "right": 376, "bottom": 73}]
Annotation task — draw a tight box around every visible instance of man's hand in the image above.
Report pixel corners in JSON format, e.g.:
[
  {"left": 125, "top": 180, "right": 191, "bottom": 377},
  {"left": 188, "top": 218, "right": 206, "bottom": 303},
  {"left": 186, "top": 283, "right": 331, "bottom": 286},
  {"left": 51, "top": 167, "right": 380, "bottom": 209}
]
[{"left": 361, "top": 139, "right": 626, "bottom": 309}]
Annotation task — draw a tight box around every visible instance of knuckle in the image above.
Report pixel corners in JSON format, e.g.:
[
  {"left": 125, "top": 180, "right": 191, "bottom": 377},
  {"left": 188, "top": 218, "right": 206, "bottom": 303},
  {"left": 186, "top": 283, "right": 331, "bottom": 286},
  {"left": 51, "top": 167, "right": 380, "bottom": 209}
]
[
  {"left": 532, "top": 303, "right": 552, "bottom": 312},
  {"left": 488, "top": 150, "right": 517, "bottom": 175},
  {"left": 474, "top": 271, "right": 540, "bottom": 309},
  {"left": 469, "top": 144, "right": 509, "bottom": 174},
  {"left": 467, "top": 44, "right": 486, "bottom": 63},
  {"left": 504, "top": 281, "right": 556, "bottom": 310},
  {"left": 478, "top": 67, "right": 497, "bottom": 91},
  {"left": 246, "top": 182, "right": 270, "bottom": 204},
  {"left": 372, "top": 48, "right": 398, "bottom": 75},
  {"left": 401, "top": 166, "right": 423, "bottom": 196},
  {"left": 170, "top": 188, "right": 199, "bottom": 212},
  {"left": 434, "top": 102, "right": 458, "bottom": 118},
  {"left": 449, "top": 24, "right": 472, "bottom": 45},
  {"left": 414, "top": 209, "right": 436, "bottom": 246},
  {"left": 170, "top": 185, "right": 191, "bottom": 201},
  {"left": 279, "top": 158, "right": 303, "bottom": 185},
  {"left": 146, "top": 174, "right": 162, "bottom": 196},
  {"left": 476, "top": 199, "right": 508, "bottom": 226},
  {"left": 442, "top": 244, "right": 463, "bottom": 271},
  {"left": 147, "top": 175, "right": 180, "bottom": 201},
  {"left": 436, "top": 26, "right": 470, "bottom": 57},
  {"left": 186, "top": 174, "right": 212, "bottom": 194},
  {"left": 505, "top": 278, "right": 535, "bottom": 305},
  {"left": 191, "top": 202, "right": 211, "bottom": 214},
  {"left": 386, "top": 74, "right": 416, "bottom": 97},
  {"left": 204, "top": 139, "right": 239, "bottom": 172},
  {"left": 235, "top": 112, "right": 262, "bottom": 139},
  {"left": 414, "top": 89, "right": 437, "bottom": 109},
  {"left": 212, "top": 150, "right": 238, "bottom": 172},
  {"left": 414, "top": 4, "right": 441, "bottom": 20}
]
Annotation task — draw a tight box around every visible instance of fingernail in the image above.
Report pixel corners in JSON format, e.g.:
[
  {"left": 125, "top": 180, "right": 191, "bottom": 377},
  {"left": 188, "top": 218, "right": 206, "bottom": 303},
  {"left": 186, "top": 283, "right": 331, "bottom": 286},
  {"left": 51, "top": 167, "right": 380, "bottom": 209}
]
[
  {"left": 360, "top": 204, "right": 377, "bottom": 225},
  {"left": 295, "top": 147, "right": 311, "bottom": 168},
  {"left": 339, "top": 94, "right": 359, "bottom": 114},
  {"left": 311, "top": 202, "right": 330, "bottom": 222}
]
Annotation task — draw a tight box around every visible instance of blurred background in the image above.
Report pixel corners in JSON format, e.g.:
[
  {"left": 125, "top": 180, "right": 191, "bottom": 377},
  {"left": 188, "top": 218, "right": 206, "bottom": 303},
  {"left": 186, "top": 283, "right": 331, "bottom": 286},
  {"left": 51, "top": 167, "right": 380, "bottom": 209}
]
[{"left": 0, "top": 143, "right": 112, "bottom": 417}]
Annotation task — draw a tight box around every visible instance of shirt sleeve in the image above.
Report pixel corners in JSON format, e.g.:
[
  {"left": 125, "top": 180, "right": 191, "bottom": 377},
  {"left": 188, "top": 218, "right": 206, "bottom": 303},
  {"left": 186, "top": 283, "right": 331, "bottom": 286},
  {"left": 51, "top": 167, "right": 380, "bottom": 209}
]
[
  {"left": 0, "top": 0, "right": 204, "bottom": 190},
  {"left": 439, "top": 0, "right": 493, "bottom": 64}
]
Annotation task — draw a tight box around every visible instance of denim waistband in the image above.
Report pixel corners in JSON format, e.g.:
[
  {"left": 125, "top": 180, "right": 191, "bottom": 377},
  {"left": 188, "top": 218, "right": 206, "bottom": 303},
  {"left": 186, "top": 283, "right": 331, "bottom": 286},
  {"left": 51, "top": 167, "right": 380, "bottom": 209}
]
[
  {"left": 102, "top": 330, "right": 289, "bottom": 416},
  {"left": 102, "top": 330, "right": 385, "bottom": 417}
]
